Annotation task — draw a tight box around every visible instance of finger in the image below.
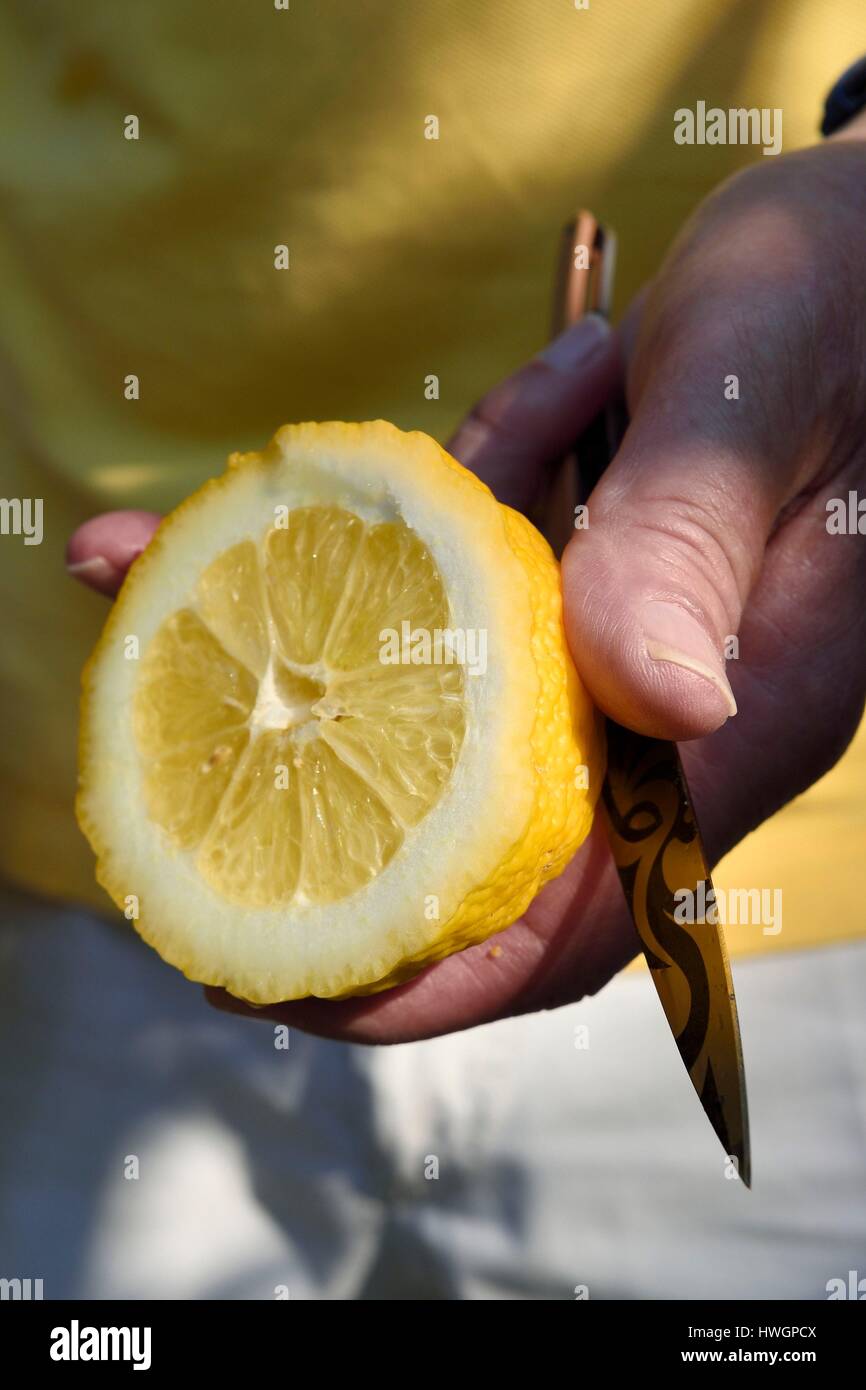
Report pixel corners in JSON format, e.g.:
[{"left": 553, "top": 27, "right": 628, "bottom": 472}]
[
  {"left": 66, "top": 510, "right": 162, "bottom": 596},
  {"left": 562, "top": 266, "right": 826, "bottom": 742},
  {"left": 447, "top": 313, "right": 623, "bottom": 511}
]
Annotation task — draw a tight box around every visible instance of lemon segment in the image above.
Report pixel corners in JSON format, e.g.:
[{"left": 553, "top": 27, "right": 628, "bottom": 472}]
[
  {"left": 323, "top": 519, "right": 450, "bottom": 670},
  {"left": 195, "top": 540, "right": 271, "bottom": 680},
  {"left": 320, "top": 663, "right": 465, "bottom": 829},
  {"left": 294, "top": 738, "right": 404, "bottom": 904},
  {"left": 264, "top": 506, "right": 363, "bottom": 667},
  {"left": 196, "top": 729, "right": 304, "bottom": 907}
]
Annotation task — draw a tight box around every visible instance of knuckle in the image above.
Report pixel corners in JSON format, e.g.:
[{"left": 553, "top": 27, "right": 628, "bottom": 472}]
[{"left": 627, "top": 490, "right": 751, "bottom": 630}]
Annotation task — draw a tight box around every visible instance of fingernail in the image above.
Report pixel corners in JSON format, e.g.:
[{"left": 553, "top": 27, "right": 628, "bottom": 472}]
[
  {"left": 537, "top": 313, "right": 611, "bottom": 374},
  {"left": 66, "top": 555, "right": 121, "bottom": 586},
  {"left": 643, "top": 600, "right": 737, "bottom": 718}
]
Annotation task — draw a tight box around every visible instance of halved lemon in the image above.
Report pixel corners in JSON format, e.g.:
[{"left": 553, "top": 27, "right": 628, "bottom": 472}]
[{"left": 77, "top": 421, "right": 603, "bottom": 1001}]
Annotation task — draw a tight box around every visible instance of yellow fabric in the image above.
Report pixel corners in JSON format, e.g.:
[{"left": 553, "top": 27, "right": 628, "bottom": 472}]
[{"left": 1, "top": 0, "right": 863, "bottom": 954}]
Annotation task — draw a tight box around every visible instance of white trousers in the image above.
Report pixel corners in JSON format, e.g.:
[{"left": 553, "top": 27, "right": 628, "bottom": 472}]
[{"left": 1, "top": 894, "right": 864, "bottom": 1300}]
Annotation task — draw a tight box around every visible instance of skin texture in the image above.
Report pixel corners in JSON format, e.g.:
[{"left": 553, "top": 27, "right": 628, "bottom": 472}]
[{"left": 68, "top": 116, "right": 866, "bottom": 1043}]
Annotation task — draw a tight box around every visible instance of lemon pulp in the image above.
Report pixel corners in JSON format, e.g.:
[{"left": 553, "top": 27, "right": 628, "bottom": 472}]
[
  {"left": 132, "top": 504, "right": 466, "bottom": 908},
  {"left": 78, "top": 420, "right": 603, "bottom": 1002}
]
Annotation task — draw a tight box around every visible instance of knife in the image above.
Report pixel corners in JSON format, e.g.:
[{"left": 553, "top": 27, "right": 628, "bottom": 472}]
[{"left": 548, "top": 211, "right": 751, "bottom": 1186}]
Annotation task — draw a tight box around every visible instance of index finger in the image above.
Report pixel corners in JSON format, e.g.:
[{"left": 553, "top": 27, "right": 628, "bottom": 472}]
[
  {"left": 66, "top": 510, "right": 163, "bottom": 597},
  {"left": 446, "top": 314, "right": 622, "bottom": 511}
]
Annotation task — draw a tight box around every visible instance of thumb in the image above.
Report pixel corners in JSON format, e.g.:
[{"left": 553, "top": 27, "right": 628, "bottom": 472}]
[{"left": 561, "top": 314, "right": 808, "bottom": 742}]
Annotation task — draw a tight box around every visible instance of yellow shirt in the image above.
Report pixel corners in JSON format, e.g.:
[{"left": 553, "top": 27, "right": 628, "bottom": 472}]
[{"left": 1, "top": 0, "right": 863, "bottom": 956}]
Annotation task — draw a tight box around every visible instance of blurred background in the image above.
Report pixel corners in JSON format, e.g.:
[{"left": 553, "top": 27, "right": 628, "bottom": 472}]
[{"left": 0, "top": 0, "right": 864, "bottom": 1298}]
